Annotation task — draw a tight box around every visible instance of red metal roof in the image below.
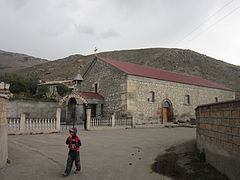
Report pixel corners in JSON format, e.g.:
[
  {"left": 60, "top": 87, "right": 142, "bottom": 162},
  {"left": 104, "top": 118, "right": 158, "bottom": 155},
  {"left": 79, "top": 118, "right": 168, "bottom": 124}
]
[
  {"left": 77, "top": 92, "right": 104, "bottom": 99},
  {"left": 98, "top": 57, "right": 231, "bottom": 91}
]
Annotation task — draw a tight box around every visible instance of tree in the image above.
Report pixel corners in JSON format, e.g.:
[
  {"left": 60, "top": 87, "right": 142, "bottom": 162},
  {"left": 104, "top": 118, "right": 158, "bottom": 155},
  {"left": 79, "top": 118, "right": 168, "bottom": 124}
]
[
  {"left": 56, "top": 84, "right": 69, "bottom": 96},
  {"left": 1, "top": 73, "right": 26, "bottom": 94},
  {"left": 37, "top": 85, "right": 49, "bottom": 98},
  {"left": 26, "top": 75, "right": 39, "bottom": 95},
  {"left": 0, "top": 73, "right": 39, "bottom": 95},
  {"left": 9, "top": 81, "right": 26, "bottom": 94}
]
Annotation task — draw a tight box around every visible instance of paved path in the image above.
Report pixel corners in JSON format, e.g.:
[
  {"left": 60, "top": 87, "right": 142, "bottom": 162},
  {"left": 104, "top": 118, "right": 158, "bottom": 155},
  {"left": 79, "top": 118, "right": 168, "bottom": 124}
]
[{"left": 0, "top": 127, "right": 195, "bottom": 180}]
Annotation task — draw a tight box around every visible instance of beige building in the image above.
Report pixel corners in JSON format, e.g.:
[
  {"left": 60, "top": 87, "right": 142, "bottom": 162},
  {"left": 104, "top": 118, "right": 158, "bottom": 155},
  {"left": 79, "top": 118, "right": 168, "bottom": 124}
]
[{"left": 80, "top": 57, "right": 235, "bottom": 125}]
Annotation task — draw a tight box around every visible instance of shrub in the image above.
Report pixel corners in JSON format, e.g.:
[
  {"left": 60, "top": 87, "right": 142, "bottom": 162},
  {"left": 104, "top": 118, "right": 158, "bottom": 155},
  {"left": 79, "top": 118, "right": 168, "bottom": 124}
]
[
  {"left": 37, "top": 85, "right": 49, "bottom": 97},
  {"left": 0, "top": 73, "right": 39, "bottom": 95},
  {"left": 56, "top": 84, "right": 69, "bottom": 96},
  {"left": 9, "top": 81, "right": 26, "bottom": 93}
]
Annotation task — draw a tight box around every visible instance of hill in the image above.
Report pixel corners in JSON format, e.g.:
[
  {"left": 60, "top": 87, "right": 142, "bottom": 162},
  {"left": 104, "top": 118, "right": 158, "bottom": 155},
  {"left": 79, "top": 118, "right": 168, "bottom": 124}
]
[
  {"left": 16, "top": 48, "right": 240, "bottom": 96},
  {"left": 0, "top": 50, "right": 47, "bottom": 73}
]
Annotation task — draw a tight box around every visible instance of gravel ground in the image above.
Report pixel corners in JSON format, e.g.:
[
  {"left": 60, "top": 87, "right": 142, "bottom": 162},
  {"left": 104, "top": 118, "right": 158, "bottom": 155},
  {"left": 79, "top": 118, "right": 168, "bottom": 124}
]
[{"left": 0, "top": 127, "right": 195, "bottom": 180}]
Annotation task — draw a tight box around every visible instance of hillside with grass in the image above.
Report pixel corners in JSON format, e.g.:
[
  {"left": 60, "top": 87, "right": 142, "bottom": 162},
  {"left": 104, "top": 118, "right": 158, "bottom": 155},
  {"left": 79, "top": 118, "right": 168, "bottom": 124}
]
[
  {"left": 16, "top": 48, "right": 240, "bottom": 98},
  {"left": 0, "top": 50, "right": 47, "bottom": 73}
]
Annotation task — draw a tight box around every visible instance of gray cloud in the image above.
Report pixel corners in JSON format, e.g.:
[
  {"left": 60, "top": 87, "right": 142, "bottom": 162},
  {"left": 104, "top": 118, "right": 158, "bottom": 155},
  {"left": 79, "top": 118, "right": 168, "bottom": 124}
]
[
  {"left": 10, "top": 0, "right": 27, "bottom": 9},
  {"left": 99, "top": 28, "right": 120, "bottom": 38},
  {"left": 75, "top": 25, "right": 96, "bottom": 35},
  {"left": 75, "top": 25, "right": 119, "bottom": 39}
]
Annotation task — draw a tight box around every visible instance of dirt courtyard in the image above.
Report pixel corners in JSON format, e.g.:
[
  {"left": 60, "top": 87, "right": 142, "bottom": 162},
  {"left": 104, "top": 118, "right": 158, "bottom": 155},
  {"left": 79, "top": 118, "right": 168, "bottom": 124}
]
[{"left": 0, "top": 127, "right": 195, "bottom": 180}]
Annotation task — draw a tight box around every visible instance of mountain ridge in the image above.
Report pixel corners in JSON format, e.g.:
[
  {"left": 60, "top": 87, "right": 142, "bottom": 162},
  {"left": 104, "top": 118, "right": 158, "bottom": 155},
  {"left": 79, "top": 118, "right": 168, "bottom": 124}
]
[
  {"left": 0, "top": 50, "right": 48, "bottom": 73},
  {"left": 1, "top": 48, "right": 240, "bottom": 97}
]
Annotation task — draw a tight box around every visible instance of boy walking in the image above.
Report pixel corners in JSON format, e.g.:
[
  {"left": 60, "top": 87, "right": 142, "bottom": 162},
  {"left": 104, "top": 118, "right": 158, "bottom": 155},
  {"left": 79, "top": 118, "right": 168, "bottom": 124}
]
[{"left": 63, "top": 127, "right": 81, "bottom": 176}]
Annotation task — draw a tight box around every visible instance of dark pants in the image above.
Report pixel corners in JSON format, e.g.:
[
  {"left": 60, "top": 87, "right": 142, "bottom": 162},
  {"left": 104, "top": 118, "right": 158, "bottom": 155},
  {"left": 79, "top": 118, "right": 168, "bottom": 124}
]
[{"left": 65, "top": 151, "right": 81, "bottom": 175}]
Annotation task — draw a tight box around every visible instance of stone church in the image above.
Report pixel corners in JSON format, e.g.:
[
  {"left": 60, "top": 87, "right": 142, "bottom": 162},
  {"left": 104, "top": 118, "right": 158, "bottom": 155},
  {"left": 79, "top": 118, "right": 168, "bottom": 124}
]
[{"left": 78, "top": 56, "right": 235, "bottom": 125}]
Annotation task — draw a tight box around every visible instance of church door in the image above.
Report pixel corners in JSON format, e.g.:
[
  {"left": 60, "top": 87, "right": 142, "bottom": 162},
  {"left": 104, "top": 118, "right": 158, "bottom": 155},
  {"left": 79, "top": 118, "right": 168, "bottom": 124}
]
[
  {"left": 162, "top": 107, "right": 168, "bottom": 122},
  {"left": 162, "top": 100, "right": 174, "bottom": 123}
]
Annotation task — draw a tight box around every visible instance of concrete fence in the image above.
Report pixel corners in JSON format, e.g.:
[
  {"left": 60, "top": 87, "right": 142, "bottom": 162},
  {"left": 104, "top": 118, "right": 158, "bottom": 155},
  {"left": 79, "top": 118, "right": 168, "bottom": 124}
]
[
  {"left": 7, "top": 108, "right": 61, "bottom": 134},
  {"left": 91, "top": 118, "right": 112, "bottom": 127},
  {"left": 87, "top": 110, "right": 134, "bottom": 130},
  {"left": 196, "top": 100, "right": 240, "bottom": 180}
]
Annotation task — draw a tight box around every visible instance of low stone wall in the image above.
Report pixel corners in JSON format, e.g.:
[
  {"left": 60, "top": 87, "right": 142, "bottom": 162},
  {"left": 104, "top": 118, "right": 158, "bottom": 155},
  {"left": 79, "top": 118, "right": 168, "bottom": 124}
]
[
  {"left": 6, "top": 100, "right": 61, "bottom": 134},
  {"left": 196, "top": 100, "right": 240, "bottom": 180},
  {"left": 0, "top": 97, "right": 8, "bottom": 168},
  {"left": 7, "top": 109, "right": 61, "bottom": 135},
  {"left": 6, "top": 100, "right": 59, "bottom": 118}
]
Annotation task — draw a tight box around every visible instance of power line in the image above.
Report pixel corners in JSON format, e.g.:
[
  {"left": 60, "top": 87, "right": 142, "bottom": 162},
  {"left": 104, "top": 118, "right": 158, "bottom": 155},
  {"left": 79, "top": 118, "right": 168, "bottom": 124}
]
[
  {"left": 175, "top": 0, "right": 234, "bottom": 45},
  {"left": 189, "top": 6, "right": 240, "bottom": 42}
]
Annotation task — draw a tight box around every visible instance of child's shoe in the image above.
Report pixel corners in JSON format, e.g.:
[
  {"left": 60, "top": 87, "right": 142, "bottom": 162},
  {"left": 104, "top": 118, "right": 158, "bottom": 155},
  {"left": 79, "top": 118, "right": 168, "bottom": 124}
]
[
  {"left": 74, "top": 170, "right": 80, "bottom": 174},
  {"left": 62, "top": 172, "right": 69, "bottom": 177}
]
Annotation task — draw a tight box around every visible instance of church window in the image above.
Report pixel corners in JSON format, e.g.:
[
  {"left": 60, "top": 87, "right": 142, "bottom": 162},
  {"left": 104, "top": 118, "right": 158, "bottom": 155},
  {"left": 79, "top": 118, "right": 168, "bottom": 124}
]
[
  {"left": 101, "top": 104, "right": 104, "bottom": 117},
  {"left": 184, "top": 95, "right": 190, "bottom": 105},
  {"left": 94, "top": 83, "right": 98, "bottom": 93},
  {"left": 148, "top": 91, "right": 155, "bottom": 103}
]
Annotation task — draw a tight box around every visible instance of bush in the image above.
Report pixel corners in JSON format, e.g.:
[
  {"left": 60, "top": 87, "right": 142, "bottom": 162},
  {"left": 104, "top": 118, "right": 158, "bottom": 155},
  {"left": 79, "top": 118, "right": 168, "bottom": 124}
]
[
  {"left": 26, "top": 76, "right": 39, "bottom": 95},
  {"left": 37, "top": 85, "right": 49, "bottom": 98},
  {"left": 0, "top": 73, "right": 39, "bottom": 95},
  {"left": 56, "top": 84, "right": 69, "bottom": 96},
  {"left": 9, "top": 81, "right": 26, "bottom": 93}
]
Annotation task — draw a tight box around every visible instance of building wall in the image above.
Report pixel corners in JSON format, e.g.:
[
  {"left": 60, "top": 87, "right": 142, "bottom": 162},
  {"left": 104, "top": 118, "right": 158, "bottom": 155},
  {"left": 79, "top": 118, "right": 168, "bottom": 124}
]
[
  {"left": 81, "top": 59, "right": 127, "bottom": 118},
  {"left": 196, "top": 100, "right": 240, "bottom": 180},
  {"left": 6, "top": 100, "right": 59, "bottom": 118},
  {"left": 0, "top": 97, "right": 8, "bottom": 168},
  {"left": 127, "top": 75, "right": 235, "bottom": 124},
  {"left": 235, "top": 91, "right": 240, "bottom": 100}
]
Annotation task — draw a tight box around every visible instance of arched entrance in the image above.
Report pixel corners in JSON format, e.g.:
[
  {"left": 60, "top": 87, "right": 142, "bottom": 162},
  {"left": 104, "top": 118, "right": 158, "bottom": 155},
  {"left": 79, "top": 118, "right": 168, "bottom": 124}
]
[
  {"left": 68, "top": 98, "right": 77, "bottom": 127},
  {"left": 162, "top": 100, "right": 174, "bottom": 123},
  {"left": 59, "top": 93, "right": 89, "bottom": 130}
]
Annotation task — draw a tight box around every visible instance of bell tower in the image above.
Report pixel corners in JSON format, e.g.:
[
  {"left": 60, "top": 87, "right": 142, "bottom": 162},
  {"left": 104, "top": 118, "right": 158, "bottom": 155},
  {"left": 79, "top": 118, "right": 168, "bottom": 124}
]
[{"left": 74, "top": 74, "right": 83, "bottom": 91}]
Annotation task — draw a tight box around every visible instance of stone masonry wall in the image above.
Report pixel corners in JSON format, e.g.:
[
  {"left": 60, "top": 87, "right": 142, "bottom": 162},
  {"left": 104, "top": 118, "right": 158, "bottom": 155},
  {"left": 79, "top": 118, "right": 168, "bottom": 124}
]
[
  {"left": 127, "top": 75, "right": 235, "bottom": 124},
  {"left": 0, "top": 97, "right": 8, "bottom": 168},
  {"left": 6, "top": 100, "right": 59, "bottom": 118},
  {"left": 196, "top": 100, "right": 240, "bottom": 180},
  {"left": 81, "top": 59, "right": 127, "bottom": 118}
]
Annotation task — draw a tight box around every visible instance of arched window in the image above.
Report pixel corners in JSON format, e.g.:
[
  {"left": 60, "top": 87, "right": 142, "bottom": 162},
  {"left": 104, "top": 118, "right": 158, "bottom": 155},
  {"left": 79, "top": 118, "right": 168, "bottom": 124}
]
[
  {"left": 184, "top": 95, "right": 190, "bottom": 105},
  {"left": 148, "top": 91, "right": 155, "bottom": 103},
  {"left": 163, "top": 101, "right": 170, "bottom": 108},
  {"left": 94, "top": 83, "right": 98, "bottom": 93},
  {"left": 215, "top": 97, "right": 218, "bottom": 102}
]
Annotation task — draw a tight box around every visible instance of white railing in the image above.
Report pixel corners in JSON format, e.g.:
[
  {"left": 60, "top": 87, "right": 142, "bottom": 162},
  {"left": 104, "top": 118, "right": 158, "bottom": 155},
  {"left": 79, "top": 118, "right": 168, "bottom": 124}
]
[
  {"left": 91, "top": 118, "right": 112, "bottom": 127},
  {"left": 115, "top": 118, "right": 132, "bottom": 126},
  {"left": 7, "top": 117, "right": 20, "bottom": 132},
  {"left": 7, "top": 108, "right": 61, "bottom": 134},
  {"left": 90, "top": 116, "right": 133, "bottom": 129},
  {"left": 25, "top": 118, "right": 56, "bottom": 131}
]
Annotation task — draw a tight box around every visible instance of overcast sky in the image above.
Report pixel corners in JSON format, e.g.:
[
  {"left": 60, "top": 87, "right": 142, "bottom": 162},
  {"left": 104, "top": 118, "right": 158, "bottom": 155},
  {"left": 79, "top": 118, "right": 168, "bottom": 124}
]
[{"left": 0, "top": 0, "right": 240, "bottom": 65}]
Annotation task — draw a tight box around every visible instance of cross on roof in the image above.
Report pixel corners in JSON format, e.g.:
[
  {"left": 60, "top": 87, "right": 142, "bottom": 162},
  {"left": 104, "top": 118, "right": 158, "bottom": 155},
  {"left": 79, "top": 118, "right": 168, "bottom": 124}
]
[{"left": 94, "top": 47, "right": 98, "bottom": 56}]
